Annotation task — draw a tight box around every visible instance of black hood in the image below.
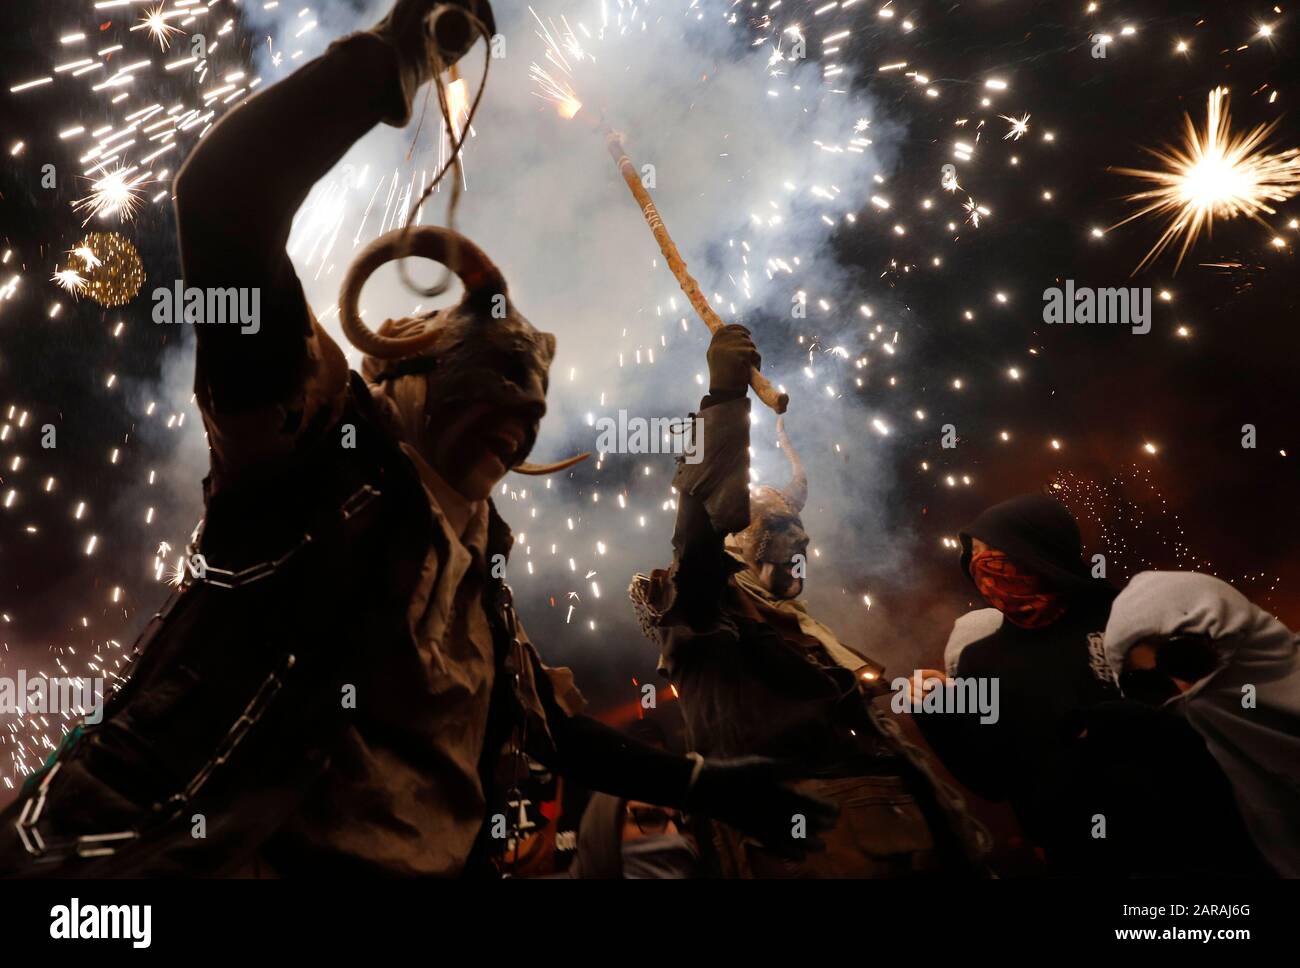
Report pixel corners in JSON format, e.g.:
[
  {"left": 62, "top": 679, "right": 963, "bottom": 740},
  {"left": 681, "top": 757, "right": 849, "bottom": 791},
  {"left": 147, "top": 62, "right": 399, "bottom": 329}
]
[{"left": 959, "top": 494, "right": 1117, "bottom": 600}]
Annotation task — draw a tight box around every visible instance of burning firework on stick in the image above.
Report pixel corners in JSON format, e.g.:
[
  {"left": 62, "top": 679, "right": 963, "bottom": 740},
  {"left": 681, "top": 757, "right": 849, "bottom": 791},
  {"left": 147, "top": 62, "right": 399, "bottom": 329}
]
[
  {"left": 593, "top": 120, "right": 789, "bottom": 413},
  {"left": 528, "top": 9, "right": 787, "bottom": 413}
]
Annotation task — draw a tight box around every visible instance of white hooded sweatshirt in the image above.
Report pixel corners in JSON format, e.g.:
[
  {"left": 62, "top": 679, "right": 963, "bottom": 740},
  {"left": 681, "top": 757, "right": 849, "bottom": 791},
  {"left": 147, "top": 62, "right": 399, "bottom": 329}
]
[{"left": 1104, "top": 571, "right": 1300, "bottom": 877}]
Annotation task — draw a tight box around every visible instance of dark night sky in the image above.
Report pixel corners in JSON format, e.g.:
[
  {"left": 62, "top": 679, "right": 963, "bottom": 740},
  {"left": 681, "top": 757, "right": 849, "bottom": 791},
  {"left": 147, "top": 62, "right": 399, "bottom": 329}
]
[{"left": 1, "top": 0, "right": 1298, "bottom": 773}]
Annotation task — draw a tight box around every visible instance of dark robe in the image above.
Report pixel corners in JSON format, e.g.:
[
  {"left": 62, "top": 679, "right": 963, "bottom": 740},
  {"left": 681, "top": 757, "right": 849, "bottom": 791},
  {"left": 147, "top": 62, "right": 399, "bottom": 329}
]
[{"left": 635, "top": 393, "right": 992, "bottom": 877}]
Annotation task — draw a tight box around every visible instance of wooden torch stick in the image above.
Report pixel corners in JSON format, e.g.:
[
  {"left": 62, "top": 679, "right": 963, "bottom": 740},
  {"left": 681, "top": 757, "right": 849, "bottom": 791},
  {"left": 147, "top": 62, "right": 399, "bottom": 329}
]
[{"left": 596, "top": 122, "right": 789, "bottom": 414}]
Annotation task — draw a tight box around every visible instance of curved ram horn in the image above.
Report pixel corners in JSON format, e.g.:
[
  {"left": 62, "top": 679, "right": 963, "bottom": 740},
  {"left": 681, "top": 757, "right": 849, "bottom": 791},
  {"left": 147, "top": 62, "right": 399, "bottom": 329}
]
[
  {"left": 514, "top": 452, "right": 592, "bottom": 476},
  {"left": 338, "top": 225, "right": 507, "bottom": 360},
  {"left": 775, "top": 416, "right": 807, "bottom": 512}
]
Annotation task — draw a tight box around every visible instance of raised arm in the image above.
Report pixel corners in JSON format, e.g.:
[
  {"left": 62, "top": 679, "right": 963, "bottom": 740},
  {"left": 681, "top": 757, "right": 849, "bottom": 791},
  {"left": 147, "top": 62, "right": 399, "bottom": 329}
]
[
  {"left": 659, "top": 325, "right": 760, "bottom": 630},
  {"left": 173, "top": 4, "right": 485, "bottom": 483}
]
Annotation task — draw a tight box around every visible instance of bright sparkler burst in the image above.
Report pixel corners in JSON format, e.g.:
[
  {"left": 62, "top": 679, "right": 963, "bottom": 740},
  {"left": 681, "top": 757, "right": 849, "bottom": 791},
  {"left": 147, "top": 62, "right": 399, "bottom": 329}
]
[
  {"left": 72, "top": 165, "right": 149, "bottom": 225},
  {"left": 135, "top": 4, "right": 184, "bottom": 51},
  {"left": 51, "top": 267, "right": 88, "bottom": 296},
  {"left": 70, "top": 246, "right": 102, "bottom": 270},
  {"left": 1001, "top": 113, "right": 1030, "bottom": 141},
  {"left": 1114, "top": 86, "right": 1300, "bottom": 272},
  {"left": 530, "top": 63, "right": 583, "bottom": 120},
  {"left": 528, "top": 7, "right": 587, "bottom": 119},
  {"left": 963, "top": 196, "right": 989, "bottom": 227}
]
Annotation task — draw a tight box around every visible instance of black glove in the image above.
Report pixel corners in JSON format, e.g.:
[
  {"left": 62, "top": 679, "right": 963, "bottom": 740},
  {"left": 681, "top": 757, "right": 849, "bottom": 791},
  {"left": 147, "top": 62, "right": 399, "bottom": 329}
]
[
  {"left": 687, "top": 756, "right": 838, "bottom": 859},
  {"left": 371, "top": 0, "right": 495, "bottom": 125},
  {"left": 706, "top": 324, "right": 760, "bottom": 396},
  {"left": 426, "top": 0, "right": 495, "bottom": 62}
]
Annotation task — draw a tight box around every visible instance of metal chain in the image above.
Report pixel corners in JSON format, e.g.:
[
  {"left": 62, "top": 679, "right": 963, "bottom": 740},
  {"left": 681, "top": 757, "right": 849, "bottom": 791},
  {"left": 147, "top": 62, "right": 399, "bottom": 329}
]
[
  {"left": 182, "top": 485, "right": 379, "bottom": 591},
  {"left": 14, "top": 483, "right": 383, "bottom": 861}
]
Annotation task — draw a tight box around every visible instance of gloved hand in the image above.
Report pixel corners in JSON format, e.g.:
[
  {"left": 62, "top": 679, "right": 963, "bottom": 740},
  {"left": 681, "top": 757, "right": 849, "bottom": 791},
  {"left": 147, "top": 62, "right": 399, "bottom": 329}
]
[
  {"left": 370, "top": 0, "right": 495, "bottom": 126},
  {"left": 706, "top": 324, "right": 760, "bottom": 396},
  {"left": 686, "top": 755, "right": 839, "bottom": 859}
]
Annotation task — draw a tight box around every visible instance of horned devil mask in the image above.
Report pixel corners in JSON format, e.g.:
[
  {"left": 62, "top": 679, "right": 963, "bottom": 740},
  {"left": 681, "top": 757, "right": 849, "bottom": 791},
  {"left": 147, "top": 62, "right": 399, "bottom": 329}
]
[
  {"left": 734, "top": 417, "right": 810, "bottom": 565},
  {"left": 339, "top": 225, "right": 585, "bottom": 475}
]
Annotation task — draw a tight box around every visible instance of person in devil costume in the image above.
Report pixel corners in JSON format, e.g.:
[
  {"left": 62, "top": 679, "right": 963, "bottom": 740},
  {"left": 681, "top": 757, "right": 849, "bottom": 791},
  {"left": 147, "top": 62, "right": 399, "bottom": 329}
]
[
  {"left": 0, "top": 0, "right": 834, "bottom": 878},
  {"left": 631, "top": 326, "right": 993, "bottom": 877}
]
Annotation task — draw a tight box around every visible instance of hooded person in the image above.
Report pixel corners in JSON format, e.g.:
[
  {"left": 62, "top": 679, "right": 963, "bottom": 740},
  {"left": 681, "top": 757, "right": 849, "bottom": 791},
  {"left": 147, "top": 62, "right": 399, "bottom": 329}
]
[
  {"left": 1103, "top": 571, "right": 1300, "bottom": 877},
  {"left": 0, "top": 1, "right": 832, "bottom": 878},
  {"left": 550, "top": 720, "right": 699, "bottom": 879},
  {"left": 909, "top": 494, "right": 1121, "bottom": 850},
  {"left": 630, "top": 325, "right": 992, "bottom": 879},
  {"left": 562, "top": 794, "right": 700, "bottom": 879}
]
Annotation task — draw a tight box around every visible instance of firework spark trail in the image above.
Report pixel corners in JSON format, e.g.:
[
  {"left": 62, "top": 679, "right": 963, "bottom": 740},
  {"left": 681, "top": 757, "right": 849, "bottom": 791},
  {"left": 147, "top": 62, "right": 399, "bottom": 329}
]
[
  {"left": 1, "top": 0, "right": 284, "bottom": 783},
  {"left": 1050, "top": 466, "right": 1283, "bottom": 610},
  {"left": 12, "top": 0, "right": 282, "bottom": 229}
]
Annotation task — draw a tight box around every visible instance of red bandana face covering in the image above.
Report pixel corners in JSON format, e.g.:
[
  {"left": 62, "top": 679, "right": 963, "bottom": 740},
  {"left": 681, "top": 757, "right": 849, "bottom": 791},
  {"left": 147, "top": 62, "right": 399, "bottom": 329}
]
[{"left": 969, "top": 549, "right": 1067, "bottom": 629}]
